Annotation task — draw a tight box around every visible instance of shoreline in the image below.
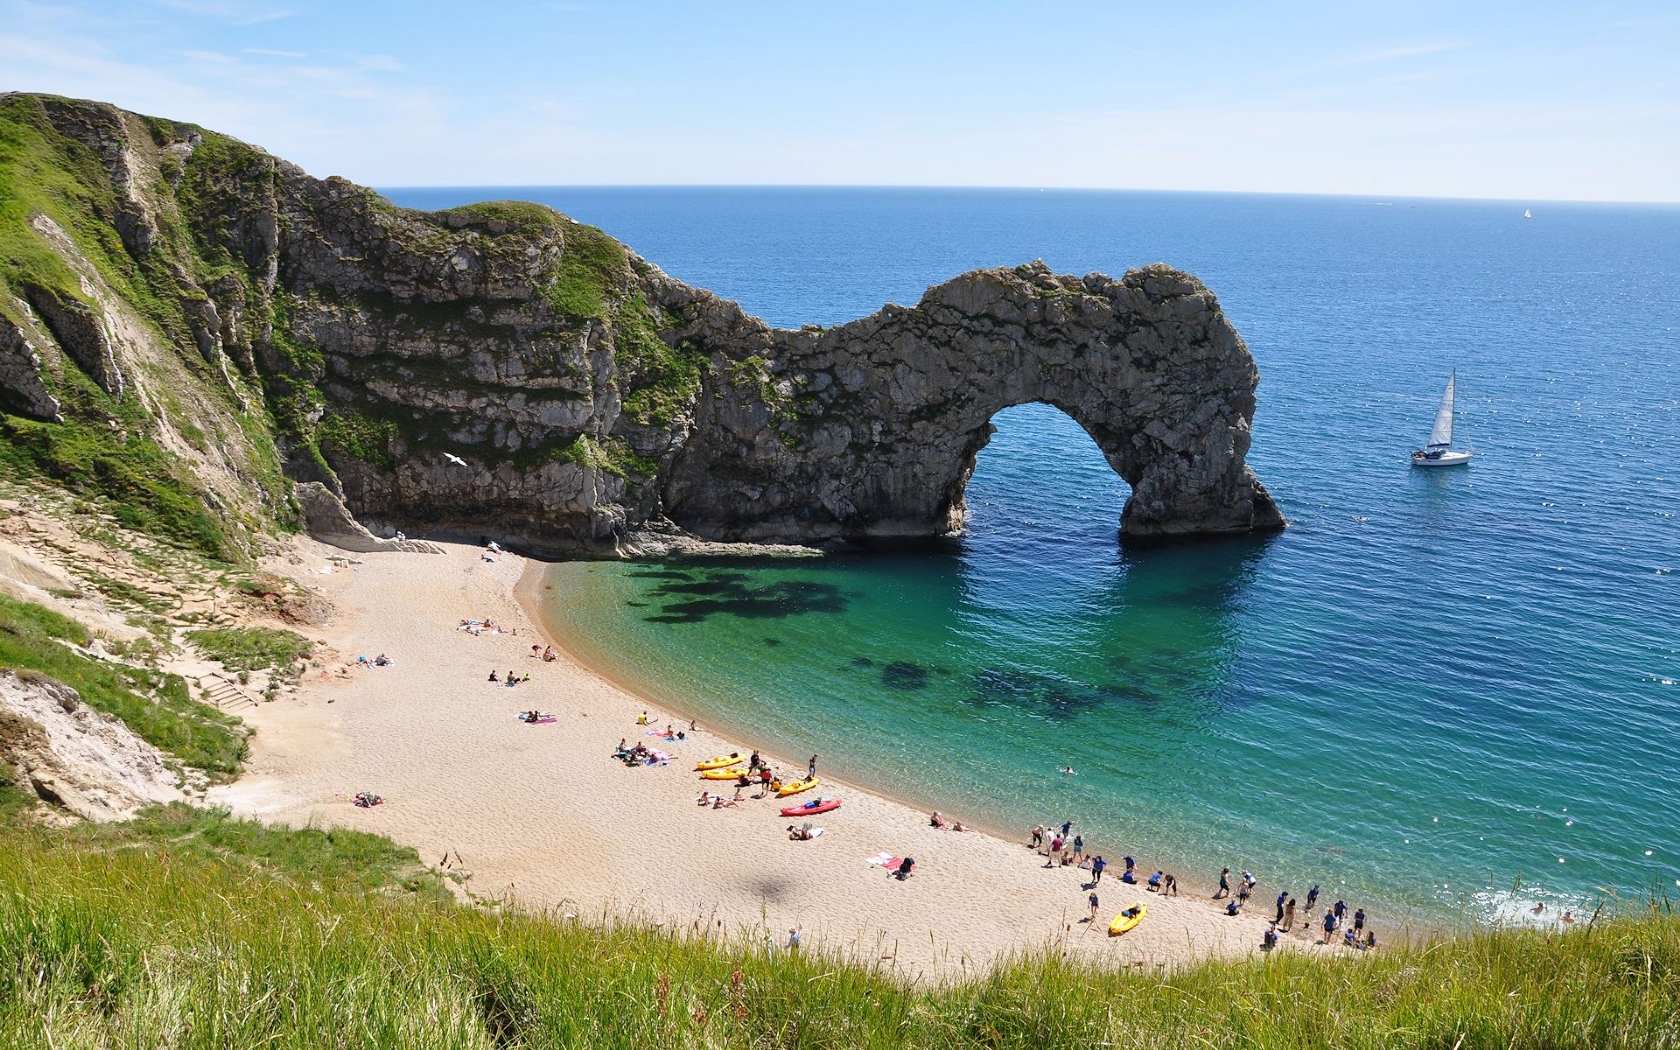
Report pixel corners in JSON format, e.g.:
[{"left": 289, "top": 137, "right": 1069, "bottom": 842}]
[
  {"left": 518, "top": 559, "right": 1235, "bottom": 908},
  {"left": 518, "top": 557, "right": 1441, "bottom": 947},
  {"left": 519, "top": 547, "right": 1422, "bottom": 954},
  {"left": 513, "top": 559, "right": 1048, "bottom": 879},
  {"left": 214, "top": 537, "right": 1366, "bottom": 977}
]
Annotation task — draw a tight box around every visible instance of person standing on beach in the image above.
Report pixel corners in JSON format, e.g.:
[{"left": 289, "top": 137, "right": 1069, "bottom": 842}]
[
  {"left": 1060, "top": 819, "right": 1076, "bottom": 839},
  {"left": 1072, "top": 834, "right": 1084, "bottom": 861},
  {"left": 1306, "top": 884, "right": 1320, "bottom": 913},
  {"left": 1282, "top": 897, "right": 1297, "bottom": 932},
  {"left": 1274, "top": 890, "right": 1288, "bottom": 925},
  {"left": 1031, "top": 825, "right": 1045, "bottom": 849},
  {"left": 1165, "top": 873, "right": 1178, "bottom": 896},
  {"left": 808, "top": 755, "right": 818, "bottom": 779},
  {"left": 1322, "top": 910, "right": 1337, "bottom": 944},
  {"left": 1088, "top": 892, "right": 1100, "bottom": 921},
  {"left": 749, "top": 750, "right": 761, "bottom": 772},
  {"left": 1353, "top": 908, "right": 1366, "bottom": 938},
  {"left": 1091, "top": 855, "right": 1107, "bottom": 884},
  {"left": 1215, "top": 868, "right": 1231, "bottom": 899}
]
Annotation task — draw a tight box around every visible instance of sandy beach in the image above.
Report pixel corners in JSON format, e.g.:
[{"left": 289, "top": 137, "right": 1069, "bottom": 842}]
[{"left": 213, "top": 538, "right": 1316, "bottom": 978}]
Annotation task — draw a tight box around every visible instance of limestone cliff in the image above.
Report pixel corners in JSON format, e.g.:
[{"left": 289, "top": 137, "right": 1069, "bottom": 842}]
[
  {"left": 0, "top": 92, "right": 1282, "bottom": 556},
  {"left": 0, "top": 670, "right": 186, "bottom": 822}
]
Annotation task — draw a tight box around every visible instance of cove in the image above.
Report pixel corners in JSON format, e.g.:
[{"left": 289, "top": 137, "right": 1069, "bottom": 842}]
[{"left": 498, "top": 186, "right": 1680, "bottom": 931}]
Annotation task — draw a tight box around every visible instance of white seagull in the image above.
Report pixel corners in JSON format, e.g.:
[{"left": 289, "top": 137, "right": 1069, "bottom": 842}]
[{"left": 442, "top": 452, "right": 467, "bottom": 467}]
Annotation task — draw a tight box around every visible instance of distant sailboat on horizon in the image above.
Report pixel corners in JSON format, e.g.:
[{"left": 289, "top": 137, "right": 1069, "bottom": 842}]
[
  {"left": 1524, "top": 208, "right": 1533, "bottom": 219},
  {"left": 1411, "top": 371, "right": 1472, "bottom": 468}
]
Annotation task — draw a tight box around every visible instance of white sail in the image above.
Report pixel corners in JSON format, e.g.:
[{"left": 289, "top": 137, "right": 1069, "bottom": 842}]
[{"left": 1427, "top": 372, "right": 1455, "bottom": 448}]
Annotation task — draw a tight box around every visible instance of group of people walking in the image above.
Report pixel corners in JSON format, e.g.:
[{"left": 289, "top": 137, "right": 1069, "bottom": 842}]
[{"left": 1215, "top": 868, "right": 1377, "bottom": 951}]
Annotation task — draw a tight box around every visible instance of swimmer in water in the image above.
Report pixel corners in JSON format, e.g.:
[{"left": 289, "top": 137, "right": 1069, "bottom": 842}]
[
  {"left": 1531, "top": 902, "right": 1545, "bottom": 915},
  {"left": 1061, "top": 766, "right": 1076, "bottom": 775}
]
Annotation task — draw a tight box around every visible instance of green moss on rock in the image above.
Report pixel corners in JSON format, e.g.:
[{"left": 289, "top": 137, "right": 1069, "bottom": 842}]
[
  {"left": 316, "top": 410, "right": 398, "bottom": 468},
  {"left": 615, "top": 295, "right": 705, "bottom": 427},
  {"left": 543, "top": 220, "right": 627, "bottom": 320}
]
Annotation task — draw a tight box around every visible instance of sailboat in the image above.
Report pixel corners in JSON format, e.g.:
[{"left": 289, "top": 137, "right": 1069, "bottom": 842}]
[
  {"left": 1410, "top": 371, "right": 1473, "bottom": 468},
  {"left": 1523, "top": 208, "right": 1532, "bottom": 219}
]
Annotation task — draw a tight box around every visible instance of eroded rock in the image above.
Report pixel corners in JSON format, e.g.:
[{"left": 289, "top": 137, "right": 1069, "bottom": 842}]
[
  {"left": 0, "top": 669, "right": 185, "bottom": 821},
  {"left": 2, "top": 93, "right": 1283, "bottom": 555}
]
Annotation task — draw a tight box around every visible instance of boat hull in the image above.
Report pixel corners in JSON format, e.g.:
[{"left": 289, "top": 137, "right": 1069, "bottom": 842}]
[
  {"left": 1411, "top": 450, "right": 1472, "bottom": 468},
  {"left": 780, "top": 797, "right": 842, "bottom": 817},
  {"left": 1109, "top": 903, "right": 1147, "bottom": 936}
]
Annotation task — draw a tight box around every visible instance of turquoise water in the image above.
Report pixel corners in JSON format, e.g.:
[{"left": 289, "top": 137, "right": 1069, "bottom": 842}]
[{"left": 391, "top": 188, "right": 1680, "bottom": 925}]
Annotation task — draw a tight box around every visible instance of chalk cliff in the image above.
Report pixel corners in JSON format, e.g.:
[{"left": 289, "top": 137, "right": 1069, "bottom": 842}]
[{"left": 0, "top": 93, "right": 1282, "bottom": 556}]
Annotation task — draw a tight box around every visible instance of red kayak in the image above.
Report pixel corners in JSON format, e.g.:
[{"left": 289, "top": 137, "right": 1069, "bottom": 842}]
[{"left": 780, "top": 796, "right": 842, "bottom": 817}]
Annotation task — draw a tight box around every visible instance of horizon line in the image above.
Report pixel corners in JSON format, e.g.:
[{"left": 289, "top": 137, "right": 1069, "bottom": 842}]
[{"left": 370, "top": 183, "right": 1680, "bottom": 208}]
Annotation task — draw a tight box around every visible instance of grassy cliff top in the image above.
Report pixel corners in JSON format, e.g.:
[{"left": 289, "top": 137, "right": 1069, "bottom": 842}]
[{"left": 1, "top": 808, "right": 1676, "bottom": 1048}]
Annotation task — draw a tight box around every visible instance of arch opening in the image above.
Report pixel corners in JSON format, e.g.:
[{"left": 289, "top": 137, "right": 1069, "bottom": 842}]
[{"left": 945, "top": 402, "right": 1133, "bottom": 549}]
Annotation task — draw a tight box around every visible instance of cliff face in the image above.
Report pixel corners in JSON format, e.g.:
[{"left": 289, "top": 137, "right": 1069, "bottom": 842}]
[
  {"left": 0, "top": 670, "right": 185, "bottom": 822},
  {"left": 0, "top": 93, "right": 1282, "bottom": 556}
]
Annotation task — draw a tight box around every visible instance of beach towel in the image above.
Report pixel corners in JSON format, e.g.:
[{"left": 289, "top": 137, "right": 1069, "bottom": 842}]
[{"left": 865, "top": 852, "right": 898, "bottom": 868}]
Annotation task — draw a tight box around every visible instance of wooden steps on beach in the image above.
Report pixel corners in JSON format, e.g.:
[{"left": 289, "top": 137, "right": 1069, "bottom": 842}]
[{"left": 196, "top": 674, "right": 259, "bottom": 710}]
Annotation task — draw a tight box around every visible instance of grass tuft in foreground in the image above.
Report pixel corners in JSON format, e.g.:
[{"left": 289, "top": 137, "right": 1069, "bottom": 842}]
[{"left": 0, "top": 816, "right": 1675, "bottom": 1049}]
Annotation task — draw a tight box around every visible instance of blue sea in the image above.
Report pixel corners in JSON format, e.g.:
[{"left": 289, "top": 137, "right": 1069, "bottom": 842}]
[{"left": 386, "top": 186, "right": 1680, "bottom": 928}]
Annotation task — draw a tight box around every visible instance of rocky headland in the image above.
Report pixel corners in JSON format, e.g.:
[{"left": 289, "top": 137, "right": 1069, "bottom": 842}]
[{"left": 0, "top": 92, "right": 1282, "bottom": 557}]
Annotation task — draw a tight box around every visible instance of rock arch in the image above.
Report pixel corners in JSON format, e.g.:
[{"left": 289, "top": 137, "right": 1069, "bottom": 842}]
[{"left": 661, "top": 261, "right": 1284, "bottom": 544}]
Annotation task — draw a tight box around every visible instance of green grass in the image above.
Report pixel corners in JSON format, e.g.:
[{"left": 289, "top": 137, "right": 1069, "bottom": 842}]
[
  {"left": 441, "top": 200, "right": 566, "bottom": 236},
  {"left": 185, "top": 625, "right": 312, "bottom": 673},
  {"left": 0, "top": 415, "right": 232, "bottom": 562},
  {"left": 0, "top": 98, "right": 292, "bottom": 559},
  {"left": 0, "top": 96, "right": 112, "bottom": 320},
  {"left": 57, "top": 803, "right": 451, "bottom": 900},
  {"left": 0, "top": 593, "right": 248, "bottom": 776},
  {"left": 316, "top": 409, "right": 399, "bottom": 468},
  {"left": 543, "top": 220, "right": 627, "bottom": 320},
  {"left": 615, "top": 294, "right": 705, "bottom": 428},
  {"left": 0, "top": 818, "right": 1676, "bottom": 1048}
]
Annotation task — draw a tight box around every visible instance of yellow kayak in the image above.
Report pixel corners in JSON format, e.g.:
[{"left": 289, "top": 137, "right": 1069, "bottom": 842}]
[
  {"left": 1109, "top": 903, "right": 1146, "bottom": 936},
  {"left": 700, "top": 766, "right": 751, "bottom": 781},
  {"left": 776, "top": 776, "right": 819, "bottom": 797},
  {"left": 694, "top": 755, "right": 744, "bottom": 772}
]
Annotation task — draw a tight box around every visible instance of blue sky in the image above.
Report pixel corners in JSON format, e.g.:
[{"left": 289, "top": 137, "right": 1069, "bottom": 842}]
[{"left": 3, "top": 0, "right": 1677, "bottom": 201}]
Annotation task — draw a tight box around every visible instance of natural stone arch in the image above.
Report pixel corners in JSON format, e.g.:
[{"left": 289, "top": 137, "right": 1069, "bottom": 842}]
[{"left": 659, "top": 261, "right": 1284, "bottom": 544}]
